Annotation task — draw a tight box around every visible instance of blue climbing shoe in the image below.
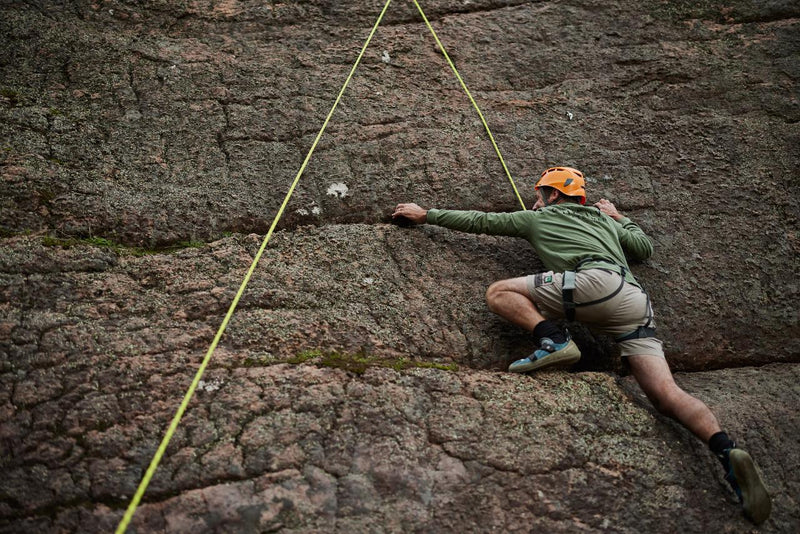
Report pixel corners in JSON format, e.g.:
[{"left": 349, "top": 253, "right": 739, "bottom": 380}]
[
  {"left": 724, "top": 448, "right": 771, "bottom": 525},
  {"left": 508, "top": 337, "right": 581, "bottom": 373}
]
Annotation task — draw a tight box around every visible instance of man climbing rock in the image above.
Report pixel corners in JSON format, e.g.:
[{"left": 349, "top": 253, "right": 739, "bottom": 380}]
[{"left": 392, "top": 166, "right": 771, "bottom": 525}]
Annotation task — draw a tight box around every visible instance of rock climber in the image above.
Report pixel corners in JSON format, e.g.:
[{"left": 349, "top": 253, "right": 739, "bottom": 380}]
[{"left": 392, "top": 166, "right": 771, "bottom": 524}]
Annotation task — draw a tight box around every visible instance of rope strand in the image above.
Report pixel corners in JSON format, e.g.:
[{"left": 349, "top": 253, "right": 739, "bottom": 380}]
[
  {"left": 412, "top": 0, "right": 526, "bottom": 210},
  {"left": 116, "top": 1, "right": 523, "bottom": 530},
  {"left": 114, "top": 1, "right": 394, "bottom": 531}
]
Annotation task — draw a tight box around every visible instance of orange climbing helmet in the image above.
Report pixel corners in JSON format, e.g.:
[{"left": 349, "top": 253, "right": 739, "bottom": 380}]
[{"left": 535, "top": 166, "right": 586, "bottom": 205}]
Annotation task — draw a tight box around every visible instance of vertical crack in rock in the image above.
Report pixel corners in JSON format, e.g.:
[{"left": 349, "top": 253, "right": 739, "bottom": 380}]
[{"left": 216, "top": 99, "right": 232, "bottom": 172}]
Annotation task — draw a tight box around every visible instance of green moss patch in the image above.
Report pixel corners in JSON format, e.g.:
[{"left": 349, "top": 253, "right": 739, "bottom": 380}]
[
  {"left": 40, "top": 235, "right": 208, "bottom": 256},
  {"left": 283, "top": 349, "right": 458, "bottom": 375}
]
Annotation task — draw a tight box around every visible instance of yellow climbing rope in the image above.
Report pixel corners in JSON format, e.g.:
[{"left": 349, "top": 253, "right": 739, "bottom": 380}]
[
  {"left": 412, "top": 0, "right": 526, "bottom": 210},
  {"left": 114, "top": 2, "right": 394, "bottom": 532},
  {"left": 116, "top": 1, "right": 521, "bottom": 531}
]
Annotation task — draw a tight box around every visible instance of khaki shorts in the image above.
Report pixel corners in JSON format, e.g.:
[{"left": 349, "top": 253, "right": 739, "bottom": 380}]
[{"left": 525, "top": 269, "right": 664, "bottom": 358}]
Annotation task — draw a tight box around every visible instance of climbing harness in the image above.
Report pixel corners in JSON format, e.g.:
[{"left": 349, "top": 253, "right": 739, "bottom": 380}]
[
  {"left": 615, "top": 323, "right": 657, "bottom": 342},
  {"left": 561, "top": 258, "right": 627, "bottom": 321},
  {"left": 116, "top": 2, "right": 522, "bottom": 532},
  {"left": 561, "top": 257, "right": 655, "bottom": 341}
]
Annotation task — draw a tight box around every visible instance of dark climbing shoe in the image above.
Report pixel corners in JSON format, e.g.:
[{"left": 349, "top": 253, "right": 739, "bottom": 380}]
[
  {"left": 724, "top": 448, "right": 771, "bottom": 525},
  {"left": 508, "top": 337, "right": 581, "bottom": 373}
]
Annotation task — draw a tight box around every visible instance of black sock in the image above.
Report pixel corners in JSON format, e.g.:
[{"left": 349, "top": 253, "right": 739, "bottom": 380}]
[
  {"left": 533, "top": 320, "right": 566, "bottom": 345},
  {"left": 709, "top": 431, "right": 736, "bottom": 470}
]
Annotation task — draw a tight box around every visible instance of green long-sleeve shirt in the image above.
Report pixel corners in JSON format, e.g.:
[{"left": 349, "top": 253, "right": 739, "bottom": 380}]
[{"left": 426, "top": 204, "right": 653, "bottom": 287}]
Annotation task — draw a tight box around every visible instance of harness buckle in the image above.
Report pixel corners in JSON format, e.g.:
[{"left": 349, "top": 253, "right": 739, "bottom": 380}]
[{"left": 562, "top": 270, "right": 577, "bottom": 321}]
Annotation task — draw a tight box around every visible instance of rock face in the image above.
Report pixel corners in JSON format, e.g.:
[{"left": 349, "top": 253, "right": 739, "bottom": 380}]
[
  {"left": 3, "top": 362, "right": 799, "bottom": 533},
  {"left": 0, "top": 0, "right": 798, "bottom": 532}
]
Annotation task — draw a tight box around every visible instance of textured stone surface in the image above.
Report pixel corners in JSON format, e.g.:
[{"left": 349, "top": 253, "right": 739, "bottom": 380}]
[
  {"left": 1, "top": 0, "right": 798, "bottom": 370},
  {"left": 1, "top": 361, "right": 798, "bottom": 533},
  {"left": 1, "top": 0, "right": 799, "bottom": 532}
]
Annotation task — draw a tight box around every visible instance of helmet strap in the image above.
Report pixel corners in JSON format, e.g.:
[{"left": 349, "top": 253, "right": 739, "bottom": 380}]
[{"left": 541, "top": 188, "right": 558, "bottom": 207}]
